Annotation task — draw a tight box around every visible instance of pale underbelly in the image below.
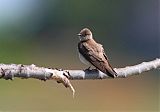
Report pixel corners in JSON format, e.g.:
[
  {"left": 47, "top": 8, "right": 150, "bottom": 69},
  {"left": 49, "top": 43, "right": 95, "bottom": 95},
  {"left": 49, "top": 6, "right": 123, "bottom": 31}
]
[{"left": 78, "top": 53, "right": 91, "bottom": 65}]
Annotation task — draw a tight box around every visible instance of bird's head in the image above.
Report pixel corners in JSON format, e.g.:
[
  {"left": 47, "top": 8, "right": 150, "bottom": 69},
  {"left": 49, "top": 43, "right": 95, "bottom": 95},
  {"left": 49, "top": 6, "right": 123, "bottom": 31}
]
[{"left": 77, "top": 28, "right": 93, "bottom": 41}]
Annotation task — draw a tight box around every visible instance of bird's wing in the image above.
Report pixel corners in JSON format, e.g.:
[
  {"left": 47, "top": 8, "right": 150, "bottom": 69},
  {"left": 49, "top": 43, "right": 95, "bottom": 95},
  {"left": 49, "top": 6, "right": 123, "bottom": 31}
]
[{"left": 78, "top": 42, "right": 117, "bottom": 78}]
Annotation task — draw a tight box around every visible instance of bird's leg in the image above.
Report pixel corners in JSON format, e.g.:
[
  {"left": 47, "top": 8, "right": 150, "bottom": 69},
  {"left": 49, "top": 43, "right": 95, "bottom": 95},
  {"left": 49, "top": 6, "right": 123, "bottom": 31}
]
[
  {"left": 84, "top": 66, "right": 92, "bottom": 71},
  {"left": 87, "top": 66, "right": 91, "bottom": 70}
]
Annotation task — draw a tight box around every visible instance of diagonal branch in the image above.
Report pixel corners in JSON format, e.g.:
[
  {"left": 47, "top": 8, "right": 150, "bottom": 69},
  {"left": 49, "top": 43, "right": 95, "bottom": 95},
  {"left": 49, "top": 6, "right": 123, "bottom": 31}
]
[{"left": 0, "top": 58, "right": 159, "bottom": 97}]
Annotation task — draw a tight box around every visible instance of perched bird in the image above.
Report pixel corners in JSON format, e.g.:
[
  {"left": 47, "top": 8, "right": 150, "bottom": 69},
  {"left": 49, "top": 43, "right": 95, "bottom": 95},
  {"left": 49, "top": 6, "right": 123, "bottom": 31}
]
[{"left": 77, "top": 28, "right": 117, "bottom": 78}]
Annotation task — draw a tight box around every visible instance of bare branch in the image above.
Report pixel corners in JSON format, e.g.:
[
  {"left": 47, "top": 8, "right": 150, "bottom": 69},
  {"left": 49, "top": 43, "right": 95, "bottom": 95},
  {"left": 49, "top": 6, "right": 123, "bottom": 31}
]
[
  {"left": 68, "top": 58, "right": 160, "bottom": 79},
  {"left": 0, "top": 58, "right": 159, "bottom": 97},
  {"left": 0, "top": 64, "right": 75, "bottom": 97}
]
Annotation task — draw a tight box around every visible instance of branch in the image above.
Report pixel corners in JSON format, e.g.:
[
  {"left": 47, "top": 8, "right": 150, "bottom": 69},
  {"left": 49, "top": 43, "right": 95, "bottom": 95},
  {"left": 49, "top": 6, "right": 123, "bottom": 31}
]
[{"left": 0, "top": 58, "right": 159, "bottom": 97}]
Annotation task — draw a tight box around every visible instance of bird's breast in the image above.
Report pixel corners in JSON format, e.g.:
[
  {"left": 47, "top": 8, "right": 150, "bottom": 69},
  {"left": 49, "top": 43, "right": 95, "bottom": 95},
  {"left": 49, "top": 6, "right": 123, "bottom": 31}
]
[{"left": 78, "top": 52, "right": 90, "bottom": 65}]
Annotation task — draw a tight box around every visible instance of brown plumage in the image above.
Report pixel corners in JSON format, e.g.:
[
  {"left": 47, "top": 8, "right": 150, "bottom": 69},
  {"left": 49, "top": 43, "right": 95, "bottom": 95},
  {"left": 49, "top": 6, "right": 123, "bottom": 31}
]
[{"left": 78, "top": 28, "right": 117, "bottom": 78}]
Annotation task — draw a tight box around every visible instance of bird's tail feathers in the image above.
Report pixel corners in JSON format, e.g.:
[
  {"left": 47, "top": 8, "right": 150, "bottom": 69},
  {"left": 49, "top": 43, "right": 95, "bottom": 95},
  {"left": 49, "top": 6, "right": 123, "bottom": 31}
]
[{"left": 105, "top": 69, "right": 117, "bottom": 78}]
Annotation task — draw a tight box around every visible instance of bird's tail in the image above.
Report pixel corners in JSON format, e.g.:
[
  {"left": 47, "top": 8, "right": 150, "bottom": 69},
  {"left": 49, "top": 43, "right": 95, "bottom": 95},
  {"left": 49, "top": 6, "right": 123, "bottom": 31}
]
[{"left": 105, "top": 67, "right": 117, "bottom": 78}]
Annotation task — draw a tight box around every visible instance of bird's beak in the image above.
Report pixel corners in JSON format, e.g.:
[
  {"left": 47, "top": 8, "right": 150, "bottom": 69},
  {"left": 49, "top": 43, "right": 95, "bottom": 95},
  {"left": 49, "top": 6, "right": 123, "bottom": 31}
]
[{"left": 77, "top": 34, "right": 82, "bottom": 36}]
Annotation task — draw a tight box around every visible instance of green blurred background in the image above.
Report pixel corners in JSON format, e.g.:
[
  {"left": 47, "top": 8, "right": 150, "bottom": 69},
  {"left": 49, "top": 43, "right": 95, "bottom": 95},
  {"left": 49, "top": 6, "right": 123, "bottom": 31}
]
[{"left": 0, "top": 0, "right": 159, "bottom": 111}]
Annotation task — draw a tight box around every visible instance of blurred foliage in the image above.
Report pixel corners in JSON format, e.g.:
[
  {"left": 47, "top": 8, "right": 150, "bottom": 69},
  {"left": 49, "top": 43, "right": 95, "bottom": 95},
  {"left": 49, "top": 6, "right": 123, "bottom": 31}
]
[{"left": 0, "top": 0, "right": 159, "bottom": 111}]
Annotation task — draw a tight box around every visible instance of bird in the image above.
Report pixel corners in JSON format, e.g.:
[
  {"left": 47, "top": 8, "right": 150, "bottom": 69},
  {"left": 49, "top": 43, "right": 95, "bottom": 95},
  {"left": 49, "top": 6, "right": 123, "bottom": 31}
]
[{"left": 77, "top": 28, "right": 117, "bottom": 78}]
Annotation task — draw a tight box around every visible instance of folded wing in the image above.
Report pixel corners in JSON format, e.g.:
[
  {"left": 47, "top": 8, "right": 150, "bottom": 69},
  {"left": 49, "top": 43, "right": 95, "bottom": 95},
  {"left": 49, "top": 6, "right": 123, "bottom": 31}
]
[{"left": 78, "top": 42, "right": 117, "bottom": 78}]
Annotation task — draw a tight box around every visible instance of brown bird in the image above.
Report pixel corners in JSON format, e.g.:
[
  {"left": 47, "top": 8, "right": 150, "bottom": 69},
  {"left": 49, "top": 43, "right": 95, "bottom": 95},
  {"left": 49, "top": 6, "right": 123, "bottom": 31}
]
[{"left": 77, "top": 28, "right": 117, "bottom": 78}]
